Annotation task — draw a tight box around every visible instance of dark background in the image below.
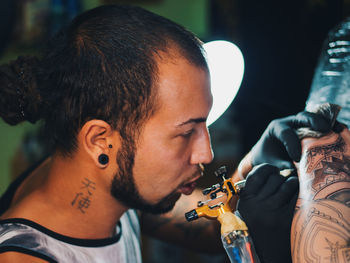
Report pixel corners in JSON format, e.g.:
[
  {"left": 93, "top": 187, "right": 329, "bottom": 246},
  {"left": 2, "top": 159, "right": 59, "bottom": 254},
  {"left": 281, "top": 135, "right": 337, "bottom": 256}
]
[{"left": 210, "top": 0, "right": 348, "bottom": 154}]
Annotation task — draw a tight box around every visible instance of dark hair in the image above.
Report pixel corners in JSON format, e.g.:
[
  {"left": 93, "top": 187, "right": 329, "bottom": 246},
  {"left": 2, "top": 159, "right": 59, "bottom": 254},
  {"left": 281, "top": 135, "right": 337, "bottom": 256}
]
[{"left": 0, "top": 4, "right": 208, "bottom": 156}]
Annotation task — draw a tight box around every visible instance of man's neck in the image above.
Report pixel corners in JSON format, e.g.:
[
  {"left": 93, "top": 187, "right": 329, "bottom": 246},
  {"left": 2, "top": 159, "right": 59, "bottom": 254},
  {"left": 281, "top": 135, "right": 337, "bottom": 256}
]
[{"left": 2, "top": 155, "right": 128, "bottom": 239}]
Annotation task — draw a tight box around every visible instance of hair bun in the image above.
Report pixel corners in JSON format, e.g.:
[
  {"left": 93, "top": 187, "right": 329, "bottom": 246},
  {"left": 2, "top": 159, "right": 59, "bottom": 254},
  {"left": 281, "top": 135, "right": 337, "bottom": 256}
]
[{"left": 0, "top": 55, "right": 42, "bottom": 125}]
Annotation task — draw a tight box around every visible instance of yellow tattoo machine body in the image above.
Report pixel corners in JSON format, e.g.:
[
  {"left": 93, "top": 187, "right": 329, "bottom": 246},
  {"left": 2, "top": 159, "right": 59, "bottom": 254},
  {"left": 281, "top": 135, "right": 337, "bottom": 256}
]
[
  {"left": 185, "top": 166, "right": 259, "bottom": 263},
  {"left": 185, "top": 166, "right": 293, "bottom": 262}
]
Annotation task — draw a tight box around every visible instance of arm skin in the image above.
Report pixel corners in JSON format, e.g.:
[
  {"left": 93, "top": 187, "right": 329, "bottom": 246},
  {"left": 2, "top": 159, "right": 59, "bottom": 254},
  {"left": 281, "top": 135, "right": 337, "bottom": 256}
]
[
  {"left": 140, "top": 189, "right": 225, "bottom": 254},
  {"left": 231, "top": 152, "right": 253, "bottom": 183},
  {"left": 0, "top": 252, "right": 49, "bottom": 262},
  {"left": 291, "top": 128, "right": 350, "bottom": 263}
]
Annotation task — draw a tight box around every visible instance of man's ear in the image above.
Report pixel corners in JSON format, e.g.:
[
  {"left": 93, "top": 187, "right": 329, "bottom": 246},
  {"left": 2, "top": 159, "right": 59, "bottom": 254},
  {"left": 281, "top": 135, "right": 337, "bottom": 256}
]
[{"left": 78, "top": 120, "right": 120, "bottom": 168}]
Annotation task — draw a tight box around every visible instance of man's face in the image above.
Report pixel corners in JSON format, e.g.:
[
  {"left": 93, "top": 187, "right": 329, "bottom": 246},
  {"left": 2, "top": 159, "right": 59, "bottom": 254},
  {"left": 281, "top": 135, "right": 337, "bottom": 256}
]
[{"left": 111, "top": 54, "right": 213, "bottom": 214}]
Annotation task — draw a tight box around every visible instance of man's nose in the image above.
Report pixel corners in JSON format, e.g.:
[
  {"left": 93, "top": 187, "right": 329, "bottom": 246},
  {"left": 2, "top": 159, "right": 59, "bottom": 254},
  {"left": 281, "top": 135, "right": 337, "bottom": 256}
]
[{"left": 190, "top": 128, "right": 214, "bottom": 165}]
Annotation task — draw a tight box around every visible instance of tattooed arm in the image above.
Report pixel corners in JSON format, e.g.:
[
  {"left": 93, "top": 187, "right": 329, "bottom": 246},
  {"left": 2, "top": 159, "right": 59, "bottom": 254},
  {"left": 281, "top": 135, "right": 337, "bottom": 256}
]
[
  {"left": 139, "top": 189, "right": 224, "bottom": 254},
  {"left": 291, "top": 128, "right": 350, "bottom": 263}
]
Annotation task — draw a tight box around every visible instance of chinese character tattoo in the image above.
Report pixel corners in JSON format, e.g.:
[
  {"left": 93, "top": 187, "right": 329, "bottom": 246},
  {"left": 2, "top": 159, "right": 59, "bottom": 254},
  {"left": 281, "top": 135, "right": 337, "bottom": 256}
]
[{"left": 71, "top": 178, "right": 96, "bottom": 214}]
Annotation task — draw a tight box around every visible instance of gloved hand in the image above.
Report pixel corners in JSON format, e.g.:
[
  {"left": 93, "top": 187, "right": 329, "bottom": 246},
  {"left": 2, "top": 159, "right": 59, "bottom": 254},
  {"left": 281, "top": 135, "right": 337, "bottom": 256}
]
[
  {"left": 251, "top": 111, "right": 332, "bottom": 169},
  {"left": 237, "top": 163, "right": 299, "bottom": 263},
  {"left": 235, "top": 111, "right": 332, "bottom": 179}
]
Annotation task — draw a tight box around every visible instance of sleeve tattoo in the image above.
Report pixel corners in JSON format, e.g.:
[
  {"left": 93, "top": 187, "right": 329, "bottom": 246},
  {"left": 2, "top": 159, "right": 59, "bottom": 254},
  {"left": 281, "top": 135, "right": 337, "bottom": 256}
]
[{"left": 291, "top": 129, "right": 350, "bottom": 263}]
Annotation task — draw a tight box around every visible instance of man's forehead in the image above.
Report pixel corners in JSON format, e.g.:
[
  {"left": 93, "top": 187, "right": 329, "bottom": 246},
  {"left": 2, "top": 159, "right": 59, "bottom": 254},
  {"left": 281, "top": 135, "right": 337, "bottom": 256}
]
[
  {"left": 152, "top": 55, "right": 212, "bottom": 126},
  {"left": 155, "top": 53, "right": 210, "bottom": 92}
]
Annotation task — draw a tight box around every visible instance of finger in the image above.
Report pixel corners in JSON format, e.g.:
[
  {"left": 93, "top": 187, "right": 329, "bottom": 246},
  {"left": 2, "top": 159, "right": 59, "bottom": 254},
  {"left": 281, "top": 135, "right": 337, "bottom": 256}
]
[
  {"left": 257, "top": 172, "right": 287, "bottom": 199},
  {"left": 270, "top": 123, "right": 301, "bottom": 162},
  {"left": 243, "top": 164, "right": 279, "bottom": 196},
  {"left": 293, "top": 111, "right": 331, "bottom": 132},
  {"left": 278, "top": 190, "right": 299, "bottom": 225},
  {"left": 333, "top": 120, "right": 346, "bottom": 133},
  {"left": 288, "top": 189, "right": 299, "bottom": 211},
  {"left": 275, "top": 160, "right": 296, "bottom": 170},
  {"left": 270, "top": 176, "right": 299, "bottom": 208},
  {"left": 277, "top": 128, "right": 301, "bottom": 162}
]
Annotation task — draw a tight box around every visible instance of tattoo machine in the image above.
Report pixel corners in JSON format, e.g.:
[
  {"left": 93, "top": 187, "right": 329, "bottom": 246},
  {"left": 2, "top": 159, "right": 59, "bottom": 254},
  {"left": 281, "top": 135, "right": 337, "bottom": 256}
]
[{"left": 185, "top": 166, "right": 260, "bottom": 263}]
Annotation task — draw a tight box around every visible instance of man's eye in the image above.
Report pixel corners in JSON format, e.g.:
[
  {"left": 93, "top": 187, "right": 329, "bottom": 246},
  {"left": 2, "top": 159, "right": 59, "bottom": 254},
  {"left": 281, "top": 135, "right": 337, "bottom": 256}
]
[{"left": 181, "top": 129, "right": 194, "bottom": 138}]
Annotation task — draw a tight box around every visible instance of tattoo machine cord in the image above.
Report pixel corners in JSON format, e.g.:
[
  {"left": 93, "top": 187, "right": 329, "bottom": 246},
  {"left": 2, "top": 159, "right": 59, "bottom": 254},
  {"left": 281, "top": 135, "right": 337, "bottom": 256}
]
[{"left": 184, "top": 166, "right": 293, "bottom": 263}]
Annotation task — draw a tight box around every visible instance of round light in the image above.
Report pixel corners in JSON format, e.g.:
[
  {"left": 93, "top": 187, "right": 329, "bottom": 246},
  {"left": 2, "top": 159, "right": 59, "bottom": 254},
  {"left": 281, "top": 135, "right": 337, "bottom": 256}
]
[{"left": 203, "top": 40, "right": 245, "bottom": 126}]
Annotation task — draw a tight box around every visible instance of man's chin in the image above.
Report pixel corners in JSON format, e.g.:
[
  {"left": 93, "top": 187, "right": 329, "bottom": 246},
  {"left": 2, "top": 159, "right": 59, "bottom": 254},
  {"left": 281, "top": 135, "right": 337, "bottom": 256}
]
[
  {"left": 143, "top": 202, "right": 176, "bottom": 215},
  {"left": 139, "top": 192, "right": 182, "bottom": 214}
]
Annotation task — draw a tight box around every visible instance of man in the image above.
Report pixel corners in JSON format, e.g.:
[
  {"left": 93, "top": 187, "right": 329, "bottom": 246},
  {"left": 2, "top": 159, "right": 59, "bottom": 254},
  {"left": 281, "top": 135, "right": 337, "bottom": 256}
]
[{"left": 0, "top": 4, "right": 332, "bottom": 262}]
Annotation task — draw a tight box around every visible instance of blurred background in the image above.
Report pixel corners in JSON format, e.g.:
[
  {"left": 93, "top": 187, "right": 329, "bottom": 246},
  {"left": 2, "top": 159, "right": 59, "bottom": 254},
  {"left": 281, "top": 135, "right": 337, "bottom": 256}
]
[{"left": 0, "top": 0, "right": 349, "bottom": 262}]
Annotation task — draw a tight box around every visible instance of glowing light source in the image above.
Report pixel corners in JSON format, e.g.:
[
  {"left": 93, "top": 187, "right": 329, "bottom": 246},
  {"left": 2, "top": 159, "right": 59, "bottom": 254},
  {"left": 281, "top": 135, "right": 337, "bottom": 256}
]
[{"left": 203, "top": 40, "right": 245, "bottom": 126}]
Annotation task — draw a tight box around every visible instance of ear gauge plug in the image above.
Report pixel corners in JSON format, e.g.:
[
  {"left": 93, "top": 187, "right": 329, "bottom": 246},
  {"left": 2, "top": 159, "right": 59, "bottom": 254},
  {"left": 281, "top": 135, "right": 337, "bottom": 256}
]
[
  {"left": 98, "top": 154, "right": 109, "bottom": 165},
  {"left": 108, "top": 144, "right": 113, "bottom": 148}
]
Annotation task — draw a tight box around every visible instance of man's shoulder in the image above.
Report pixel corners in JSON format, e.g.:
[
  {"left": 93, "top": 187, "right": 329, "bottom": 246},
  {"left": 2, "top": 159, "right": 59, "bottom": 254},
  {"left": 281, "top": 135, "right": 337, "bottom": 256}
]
[
  {"left": 0, "top": 158, "right": 47, "bottom": 215},
  {"left": 0, "top": 219, "right": 54, "bottom": 263}
]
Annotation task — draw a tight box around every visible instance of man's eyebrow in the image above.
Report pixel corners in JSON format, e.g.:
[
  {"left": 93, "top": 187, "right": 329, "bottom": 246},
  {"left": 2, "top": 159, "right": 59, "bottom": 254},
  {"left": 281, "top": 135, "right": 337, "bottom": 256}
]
[{"left": 176, "top": 117, "right": 207, "bottom": 127}]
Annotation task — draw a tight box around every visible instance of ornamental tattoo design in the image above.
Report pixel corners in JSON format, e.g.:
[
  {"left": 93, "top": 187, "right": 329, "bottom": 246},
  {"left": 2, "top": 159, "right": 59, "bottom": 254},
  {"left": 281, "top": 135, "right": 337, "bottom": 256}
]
[{"left": 291, "top": 130, "right": 350, "bottom": 263}]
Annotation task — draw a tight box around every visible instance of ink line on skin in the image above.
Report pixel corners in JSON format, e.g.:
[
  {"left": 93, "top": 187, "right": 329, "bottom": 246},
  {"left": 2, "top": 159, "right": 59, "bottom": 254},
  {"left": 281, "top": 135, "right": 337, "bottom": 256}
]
[{"left": 71, "top": 178, "right": 96, "bottom": 214}]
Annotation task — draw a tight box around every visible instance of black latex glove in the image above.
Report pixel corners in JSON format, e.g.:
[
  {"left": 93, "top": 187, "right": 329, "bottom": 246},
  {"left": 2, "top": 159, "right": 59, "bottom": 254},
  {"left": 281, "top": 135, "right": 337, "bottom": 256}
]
[
  {"left": 251, "top": 111, "right": 332, "bottom": 170},
  {"left": 237, "top": 164, "right": 299, "bottom": 263}
]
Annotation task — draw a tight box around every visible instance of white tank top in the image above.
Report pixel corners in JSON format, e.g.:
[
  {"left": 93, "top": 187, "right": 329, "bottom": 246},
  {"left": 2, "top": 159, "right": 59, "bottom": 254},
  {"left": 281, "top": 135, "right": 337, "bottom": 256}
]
[{"left": 0, "top": 209, "right": 142, "bottom": 263}]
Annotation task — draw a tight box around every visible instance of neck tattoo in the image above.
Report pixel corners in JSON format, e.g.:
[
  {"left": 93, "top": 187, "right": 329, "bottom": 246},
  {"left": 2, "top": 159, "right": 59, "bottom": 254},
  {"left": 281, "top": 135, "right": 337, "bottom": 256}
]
[{"left": 71, "top": 177, "right": 96, "bottom": 214}]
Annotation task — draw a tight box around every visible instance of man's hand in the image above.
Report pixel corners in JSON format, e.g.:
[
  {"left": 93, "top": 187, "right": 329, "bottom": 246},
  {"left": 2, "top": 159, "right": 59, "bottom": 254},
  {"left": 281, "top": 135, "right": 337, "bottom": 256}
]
[
  {"left": 251, "top": 111, "right": 331, "bottom": 168},
  {"left": 234, "top": 111, "right": 332, "bottom": 180},
  {"left": 237, "top": 164, "right": 299, "bottom": 263}
]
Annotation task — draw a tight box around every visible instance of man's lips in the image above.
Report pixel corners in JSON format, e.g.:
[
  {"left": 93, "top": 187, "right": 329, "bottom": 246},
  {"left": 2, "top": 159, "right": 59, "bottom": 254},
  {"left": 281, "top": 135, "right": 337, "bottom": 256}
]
[
  {"left": 178, "top": 175, "right": 201, "bottom": 195},
  {"left": 178, "top": 182, "right": 197, "bottom": 195}
]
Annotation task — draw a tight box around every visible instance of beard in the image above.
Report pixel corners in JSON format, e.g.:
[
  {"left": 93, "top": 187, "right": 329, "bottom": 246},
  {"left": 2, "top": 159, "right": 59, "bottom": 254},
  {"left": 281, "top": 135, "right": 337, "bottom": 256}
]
[{"left": 110, "top": 138, "right": 181, "bottom": 214}]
